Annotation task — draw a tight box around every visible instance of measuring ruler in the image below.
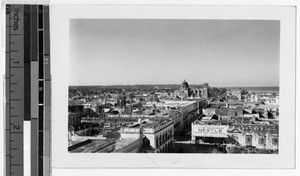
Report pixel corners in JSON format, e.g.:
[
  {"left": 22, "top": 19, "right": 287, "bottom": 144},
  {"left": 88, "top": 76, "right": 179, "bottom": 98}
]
[{"left": 5, "top": 4, "right": 51, "bottom": 176}]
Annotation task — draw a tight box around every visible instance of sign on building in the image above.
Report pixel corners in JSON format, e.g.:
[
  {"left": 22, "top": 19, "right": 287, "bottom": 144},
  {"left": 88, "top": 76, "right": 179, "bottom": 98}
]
[{"left": 193, "top": 125, "right": 229, "bottom": 138}]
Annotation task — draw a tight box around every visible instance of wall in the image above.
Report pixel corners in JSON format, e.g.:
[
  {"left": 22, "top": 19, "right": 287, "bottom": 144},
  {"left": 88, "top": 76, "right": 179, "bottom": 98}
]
[
  {"left": 227, "top": 108, "right": 243, "bottom": 117},
  {"left": 203, "top": 108, "right": 216, "bottom": 116},
  {"left": 114, "top": 138, "right": 141, "bottom": 153},
  {"left": 155, "top": 138, "right": 174, "bottom": 153},
  {"left": 96, "top": 143, "right": 116, "bottom": 153},
  {"left": 154, "top": 124, "right": 174, "bottom": 153},
  {"left": 228, "top": 124, "right": 279, "bottom": 150},
  {"left": 119, "top": 128, "right": 142, "bottom": 139},
  {"left": 143, "top": 133, "right": 155, "bottom": 148}
]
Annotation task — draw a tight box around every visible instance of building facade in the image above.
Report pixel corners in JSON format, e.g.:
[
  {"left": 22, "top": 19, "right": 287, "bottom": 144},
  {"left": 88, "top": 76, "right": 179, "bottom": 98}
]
[
  {"left": 117, "top": 119, "right": 175, "bottom": 153},
  {"left": 191, "top": 115, "right": 279, "bottom": 151}
]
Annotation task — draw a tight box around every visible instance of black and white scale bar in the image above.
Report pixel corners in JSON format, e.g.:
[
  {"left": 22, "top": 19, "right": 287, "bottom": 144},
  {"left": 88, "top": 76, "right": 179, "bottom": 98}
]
[{"left": 5, "top": 4, "right": 24, "bottom": 176}]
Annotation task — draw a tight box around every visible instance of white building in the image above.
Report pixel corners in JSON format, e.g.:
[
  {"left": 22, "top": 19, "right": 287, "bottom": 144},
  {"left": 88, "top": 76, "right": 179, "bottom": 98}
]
[{"left": 117, "top": 118, "right": 175, "bottom": 153}]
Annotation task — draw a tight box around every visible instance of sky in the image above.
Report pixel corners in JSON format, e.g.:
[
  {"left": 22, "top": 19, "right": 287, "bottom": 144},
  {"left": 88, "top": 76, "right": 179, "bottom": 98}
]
[{"left": 69, "top": 19, "right": 279, "bottom": 87}]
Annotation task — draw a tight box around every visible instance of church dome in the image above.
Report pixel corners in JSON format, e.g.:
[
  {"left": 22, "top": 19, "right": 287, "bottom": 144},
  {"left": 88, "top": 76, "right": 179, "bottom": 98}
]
[{"left": 181, "top": 80, "right": 189, "bottom": 89}]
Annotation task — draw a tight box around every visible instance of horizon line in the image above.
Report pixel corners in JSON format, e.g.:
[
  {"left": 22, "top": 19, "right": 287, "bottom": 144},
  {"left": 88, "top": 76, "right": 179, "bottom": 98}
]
[{"left": 69, "top": 84, "right": 279, "bottom": 88}]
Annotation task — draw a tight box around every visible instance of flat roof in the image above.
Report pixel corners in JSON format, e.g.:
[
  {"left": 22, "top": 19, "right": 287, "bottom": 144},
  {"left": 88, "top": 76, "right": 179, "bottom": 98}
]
[
  {"left": 193, "top": 114, "right": 278, "bottom": 126},
  {"left": 115, "top": 138, "right": 139, "bottom": 150},
  {"left": 146, "top": 100, "right": 197, "bottom": 108},
  {"left": 120, "top": 118, "right": 174, "bottom": 132},
  {"left": 70, "top": 139, "right": 115, "bottom": 153}
]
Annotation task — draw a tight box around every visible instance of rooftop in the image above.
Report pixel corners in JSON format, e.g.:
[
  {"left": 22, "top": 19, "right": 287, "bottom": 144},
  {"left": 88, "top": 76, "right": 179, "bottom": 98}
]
[
  {"left": 146, "top": 100, "right": 197, "bottom": 108},
  {"left": 122, "top": 118, "right": 173, "bottom": 129},
  {"left": 69, "top": 139, "right": 116, "bottom": 153},
  {"left": 193, "top": 114, "right": 278, "bottom": 126},
  {"left": 115, "top": 138, "right": 140, "bottom": 150}
]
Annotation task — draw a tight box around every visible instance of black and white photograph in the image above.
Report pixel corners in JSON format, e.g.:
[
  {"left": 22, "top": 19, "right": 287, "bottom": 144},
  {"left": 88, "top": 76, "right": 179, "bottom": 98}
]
[
  {"left": 67, "top": 19, "right": 280, "bottom": 154},
  {"left": 0, "top": 1, "right": 298, "bottom": 176},
  {"left": 49, "top": 4, "right": 296, "bottom": 170}
]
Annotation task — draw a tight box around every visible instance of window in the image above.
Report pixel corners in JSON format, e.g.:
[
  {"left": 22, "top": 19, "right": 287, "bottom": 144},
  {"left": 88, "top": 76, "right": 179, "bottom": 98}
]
[
  {"left": 245, "top": 135, "right": 252, "bottom": 146},
  {"left": 260, "top": 126, "right": 264, "bottom": 130},
  {"left": 156, "top": 136, "right": 159, "bottom": 148},
  {"left": 272, "top": 138, "right": 278, "bottom": 145},
  {"left": 258, "top": 137, "right": 266, "bottom": 145}
]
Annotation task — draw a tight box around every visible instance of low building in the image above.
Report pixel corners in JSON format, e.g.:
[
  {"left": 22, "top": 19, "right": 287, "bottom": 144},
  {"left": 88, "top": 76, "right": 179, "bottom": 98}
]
[
  {"left": 117, "top": 118, "right": 175, "bottom": 153},
  {"left": 192, "top": 83, "right": 209, "bottom": 99},
  {"left": 202, "top": 104, "right": 243, "bottom": 118},
  {"left": 191, "top": 114, "right": 279, "bottom": 151},
  {"left": 146, "top": 100, "right": 198, "bottom": 131}
]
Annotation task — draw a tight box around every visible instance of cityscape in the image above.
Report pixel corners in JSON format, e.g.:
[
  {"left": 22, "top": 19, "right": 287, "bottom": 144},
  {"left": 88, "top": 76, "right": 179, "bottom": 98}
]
[
  {"left": 68, "top": 82, "right": 279, "bottom": 153},
  {"left": 68, "top": 19, "right": 279, "bottom": 153}
]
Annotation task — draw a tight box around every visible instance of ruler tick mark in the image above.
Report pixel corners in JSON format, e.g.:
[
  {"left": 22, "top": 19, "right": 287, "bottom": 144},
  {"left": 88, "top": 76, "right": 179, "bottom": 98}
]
[
  {"left": 11, "top": 131, "right": 23, "bottom": 134},
  {"left": 6, "top": 5, "right": 51, "bottom": 176},
  {"left": 10, "top": 33, "right": 21, "bottom": 36}
]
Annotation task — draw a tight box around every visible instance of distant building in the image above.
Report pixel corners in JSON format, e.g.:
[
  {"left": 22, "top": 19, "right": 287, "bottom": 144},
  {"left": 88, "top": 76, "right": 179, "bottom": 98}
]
[
  {"left": 174, "top": 80, "right": 209, "bottom": 99},
  {"left": 146, "top": 100, "right": 199, "bottom": 133},
  {"left": 116, "top": 94, "right": 126, "bottom": 109},
  {"left": 125, "top": 104, "right": 133, "bottom": 114},
  {"left": 227, "top": 89, "right": 242, "bottom": 101},
  {"left": 202, "top": 104, "right": 243, "bottom": 118},
  {"left": 193, "top": 83, "right": 209, "bottom": 99}
]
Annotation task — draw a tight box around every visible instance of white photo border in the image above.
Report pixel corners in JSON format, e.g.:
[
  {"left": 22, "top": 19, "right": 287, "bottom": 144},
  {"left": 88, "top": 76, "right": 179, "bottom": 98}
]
[{"left": 50, "top": 5, "right": 296, "bottom": 169}]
